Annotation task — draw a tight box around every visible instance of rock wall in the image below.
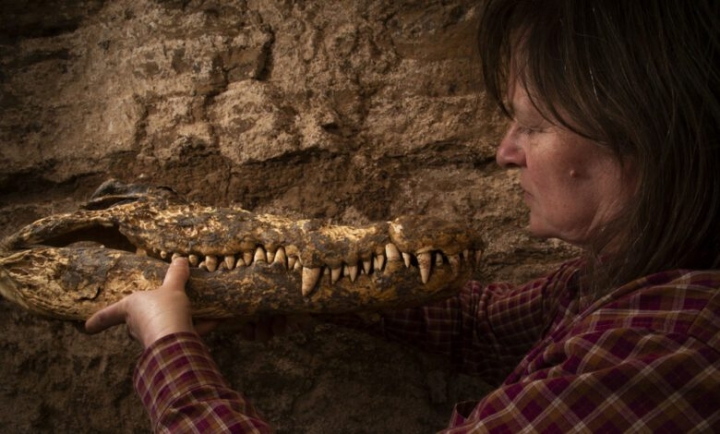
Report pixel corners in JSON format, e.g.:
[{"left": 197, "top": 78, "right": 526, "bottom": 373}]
[{"left": 0, "top": 1, "right": 576, "bottom": 432}]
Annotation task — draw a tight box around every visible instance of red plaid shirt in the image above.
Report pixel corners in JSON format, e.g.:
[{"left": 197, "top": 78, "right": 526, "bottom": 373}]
[{"left": 134, "top": 260, "right": 720, "bottom": 432}]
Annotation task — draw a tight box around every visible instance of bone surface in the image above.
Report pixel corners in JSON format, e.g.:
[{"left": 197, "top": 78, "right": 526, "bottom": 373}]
[{"left": 0, "top": 179, "right": 484, "bottom": 320}]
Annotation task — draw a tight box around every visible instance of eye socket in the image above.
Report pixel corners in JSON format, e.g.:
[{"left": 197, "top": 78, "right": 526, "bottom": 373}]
[
  {"left": 516, "top": 125, "right": 540, "bottom": 136},
  {"left": 41, "top": 224, "right": 136, "bottom": 253}
]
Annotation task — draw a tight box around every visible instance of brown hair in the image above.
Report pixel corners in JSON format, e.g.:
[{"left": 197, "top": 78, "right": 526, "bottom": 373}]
[{"left": 478, "top": 0, "right": 720, "bottom": 290}]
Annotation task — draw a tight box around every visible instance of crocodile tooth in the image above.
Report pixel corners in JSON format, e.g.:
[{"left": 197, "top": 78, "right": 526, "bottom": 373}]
[
  {"left": 475, "top": 250, "right": 483, "bottom": 267},
  {"left": 302, "top": 267, "right": 322, "bottom": 297},
  {"left": 463, "top": 249, "right": 470, "bottom": 260},
  {"left": 274, "top": 247, "right": 287, "bottom": 268},
  {"left": 224, "top": 255, "right": 236, "bottom": 270},
  {"left": 448, "top": 254, "right": 461, "bottom": 274},
  {"left": 254, "top": 247, "right": 266, "bottom": 264},
  {"left": 293, "top": 259, "right": 302, "bottom": 271},
  {"left": 348, "top": 264, "right": 359, "bottom": 282},
  {"left": 266, "top": 248, "right": 275, "bottom": 263},
  {"left": 417, "top": 252, "right": 432, "bottom": 284},
  {"left": 198, "top": 260, "right": 207, "bottom": 271},
  {"left": 374, "top": 253, "right": 385, "bottom": 271},
  {"left": 385, "top": 243, "right": 401, "bottom": 262},
  {"left": 435, "top": 252, "right": 444, "bottom": 266},
  {"left": 330, "top": 267, "right": 342, "bottom": 284},
  {"left": 288, "top": 255, "right": 297, "bottom": 270},
  {"left": 171, "top": 252, "right": 182, "bottom": 261},
  {"left": 205, "top": 255, "right": 218, "bottom": 272},
  {"left": 402, "top": 253, "right": 412, "bottom": 268},
  {"left": 243, "top": 251, "right": 253, "bottom": 266},
  {"left": 188, "top": 254, "right": 199, "bottom": 266},
  {"left": 160, "top": 250, "right": 168, "bottom": 259},
  {"left": 136, "top": 248, "right": 147, "bottom": 256},
  {"left": 362, "top": 259, "right": 372, "bottom": 275}
]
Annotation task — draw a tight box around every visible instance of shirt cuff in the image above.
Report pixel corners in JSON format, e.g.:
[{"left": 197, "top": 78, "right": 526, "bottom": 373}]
[{"left": 133, "top": 332, "right": 231, "bottom": 424}]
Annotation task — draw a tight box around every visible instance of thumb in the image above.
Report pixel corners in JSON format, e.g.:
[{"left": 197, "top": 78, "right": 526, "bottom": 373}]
[{"left": 162, "top": 257, "right": 190, "bottom": 291}]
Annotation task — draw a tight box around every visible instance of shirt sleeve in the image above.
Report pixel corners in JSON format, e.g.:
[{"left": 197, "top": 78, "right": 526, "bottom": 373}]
[
  {"left": 441, "top": 328, "right": 720, "bottom": 432},
  {"left": 380, "top": 260, "right": 581, "bottom": 378},
  {"left": 133, "top": 332, "right": 273, "bottom": 434}
]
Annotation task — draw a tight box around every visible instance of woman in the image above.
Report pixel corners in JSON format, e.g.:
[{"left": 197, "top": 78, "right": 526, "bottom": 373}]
[{"left": 85, "top": 0, "right": 720, "bottom": 432}]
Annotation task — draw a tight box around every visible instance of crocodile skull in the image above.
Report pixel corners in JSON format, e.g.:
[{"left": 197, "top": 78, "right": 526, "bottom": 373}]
[{"left": 0, "top": 179, "right": 484, "bottom": 320}]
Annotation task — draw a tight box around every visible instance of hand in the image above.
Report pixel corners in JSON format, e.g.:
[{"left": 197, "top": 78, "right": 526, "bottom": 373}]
[{"left": 85, "top": 257, "right": 203, "bottom": 348}]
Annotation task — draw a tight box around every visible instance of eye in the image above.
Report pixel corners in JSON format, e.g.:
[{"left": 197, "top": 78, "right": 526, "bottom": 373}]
[{"left": 516, "top": 125, "right": 539, "bottom": 136}]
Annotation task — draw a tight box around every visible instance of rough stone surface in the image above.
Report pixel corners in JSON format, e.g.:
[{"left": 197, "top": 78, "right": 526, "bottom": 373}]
[{"left": 0, "top": 1, "right": 577, "bottom": 432}]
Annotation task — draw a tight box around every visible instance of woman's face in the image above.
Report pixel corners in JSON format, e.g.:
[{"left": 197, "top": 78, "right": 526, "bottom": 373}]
[{"left": 496, "top": 83, "right": 634, "bottom": 247}]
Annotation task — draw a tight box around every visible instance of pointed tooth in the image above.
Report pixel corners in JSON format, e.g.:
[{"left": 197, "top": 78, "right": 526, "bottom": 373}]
[
  {"left": 188, "top": 254, "right": 199, "bottom": 266},
  {"left": 348, "top": 264, "right": 359, "bottom": 282},
  {"left": 293, "top": 260, "right": 302, "bottom": 271},
  {"left": 374, "top": 253, "right": 385, "bottom": 271},
  {"left": 475, "top": 250, "right": 483, "bottom": 268},
  {"left": 417, "top": 252, "right": 432, "bottom": 284},
  {"left": 242, "top": 251, "right": 253, "bottom": 266},
  {"left": 448, "top": 254, "right": 461, "bottom": 275},
  {"left": 198, "top": 261, "right": 208, "bottom": 271},
  {"left": 302, "top": 267, "right": 322, "bottom": 297},
  {"left": 224, "top": 255, "right": 236, "bottom": 270},
  {"left": 274, "top": 247, "right": 287, "bottom": 268},
  {"left": 160, "top": 250, "right": 168, "bottom": 259},
  {"left": 331, "top": 267, "right": 342, "bottom": 284},
  {"left": 435, "top": 252, "right": 444, "bottom": 266},
  {"left": 385, "top": 243, "right": 401, "bottom": 262},
  {"left": 343, "top": 264, "right": 350, "bottom": 276},
  {"left": 205, "top": 255, "right": 218, "bottom": 272},
  {"left": 266, "top": 248, "right": 275, "bottom": 263},
  {"left": 254, "top": 247, "right": 266, "bottom": 264},
  {"left": 402, "top": 253, "right": 412, "bottom": 268},
  {"left": 362, "top": 259, "right": 372, "bottom": 275},
  {"left": 171, "top": 252, "right": 183, "bottom": 261},
  {"left": 463, "top": 249, "right": 470, "bottom": 260},
  {"left": 288, "top": 255, "right": 298, "bottom": 270},
  {"left": 136, "top": 248, "right": 147, "bottom": 256}
]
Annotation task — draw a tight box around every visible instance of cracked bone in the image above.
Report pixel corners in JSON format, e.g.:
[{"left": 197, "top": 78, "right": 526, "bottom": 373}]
[{"left": 0, "top": 179, "right": 485, "bottom": 320}]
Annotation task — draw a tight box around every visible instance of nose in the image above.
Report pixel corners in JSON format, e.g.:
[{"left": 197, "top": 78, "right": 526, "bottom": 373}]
[{"left": 496, "top": 127, "right": 526, "bottom": 168}]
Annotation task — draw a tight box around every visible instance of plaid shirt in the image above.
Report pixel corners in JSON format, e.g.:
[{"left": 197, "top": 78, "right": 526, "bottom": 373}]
[
  {"left": 134, "top": 333, "right": 272, "bottom": 433},
  {"left": 135, "top": 260, "right": 720, "bottom": 433}
]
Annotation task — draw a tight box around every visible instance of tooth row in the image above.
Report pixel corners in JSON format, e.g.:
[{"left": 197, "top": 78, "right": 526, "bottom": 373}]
[{"left": 148, "top": 244, "right": 478, "bottom": 298}]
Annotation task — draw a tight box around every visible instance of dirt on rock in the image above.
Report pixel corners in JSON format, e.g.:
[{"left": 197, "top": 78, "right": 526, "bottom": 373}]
[{"left": 0, "top": 1, "right": 577, "bottom": 432}]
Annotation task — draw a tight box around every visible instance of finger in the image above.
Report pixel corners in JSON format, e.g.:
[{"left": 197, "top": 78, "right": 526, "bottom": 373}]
[
  {"left": 162, "top": 257, "right": 190, "bottom": 291},
  {"left": 84, "top": 300, "right": 128, "bottom": 334}
]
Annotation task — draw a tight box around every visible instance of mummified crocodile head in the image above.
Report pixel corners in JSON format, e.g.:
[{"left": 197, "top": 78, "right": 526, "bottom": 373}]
[{"left": 0, "top": 179, "right": 484, "bottom": 320}]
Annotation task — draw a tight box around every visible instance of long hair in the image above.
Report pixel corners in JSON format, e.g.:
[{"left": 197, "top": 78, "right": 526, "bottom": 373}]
[{"left": 478, "top": 0, "right": 720, "bottom": 291}]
